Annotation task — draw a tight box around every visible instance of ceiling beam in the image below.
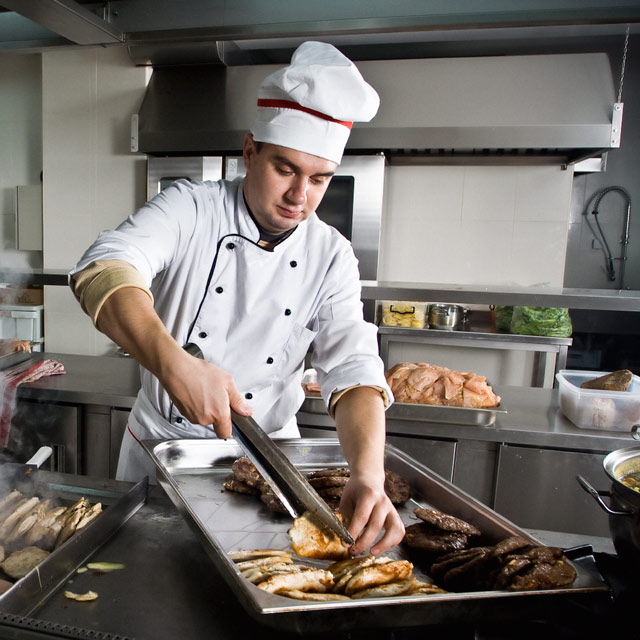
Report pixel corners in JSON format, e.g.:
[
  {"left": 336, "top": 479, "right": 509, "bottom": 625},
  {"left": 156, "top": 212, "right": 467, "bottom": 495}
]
[{"left": 1, "top": 0, "right": 123, "bottom": 45}]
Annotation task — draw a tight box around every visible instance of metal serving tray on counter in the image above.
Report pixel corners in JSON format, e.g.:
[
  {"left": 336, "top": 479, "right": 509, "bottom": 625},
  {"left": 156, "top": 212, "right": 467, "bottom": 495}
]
[
  {"left": 0, "top": 468, "right": 147, "bottom": 616},
  {"left": 386, "top": 400, "right": 507, "bottom": 426},
  {"left": 300, "top": 395, "right": 507, "bottom": 427},
  {"left": 142, "top": 438, "right": 607, "bottom": 633}
]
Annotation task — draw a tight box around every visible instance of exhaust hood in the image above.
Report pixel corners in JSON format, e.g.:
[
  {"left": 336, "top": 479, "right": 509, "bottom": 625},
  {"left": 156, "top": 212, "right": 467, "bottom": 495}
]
[{"left": 133, "top": 52, "right": 622, "bottom": 163}]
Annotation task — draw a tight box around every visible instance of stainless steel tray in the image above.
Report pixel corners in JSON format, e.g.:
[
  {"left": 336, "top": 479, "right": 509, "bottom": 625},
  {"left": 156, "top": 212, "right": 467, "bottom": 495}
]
[
  {"left": 142, "top": 438, "right": 607, "bottom": 633},
  {"left": 0, "top": 469, "right": 147, "bottom": 616},
  {"left": 386, "top": 400, "right": 506, "bottom": 426},
  {"left": 301, "top": 395, "right": 507, "bottom": 427}
]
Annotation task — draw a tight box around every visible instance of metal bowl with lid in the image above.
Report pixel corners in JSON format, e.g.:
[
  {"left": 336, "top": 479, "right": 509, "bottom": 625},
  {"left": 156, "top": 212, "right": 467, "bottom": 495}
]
[{"left": 428, "top": 304, "right": 468, "bottom": 330}]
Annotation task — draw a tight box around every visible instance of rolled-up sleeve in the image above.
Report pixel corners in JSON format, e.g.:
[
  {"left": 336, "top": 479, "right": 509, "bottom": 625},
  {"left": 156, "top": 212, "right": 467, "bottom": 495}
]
[{"left": 311, "top": 247, "right": 393, "bottom": 414}]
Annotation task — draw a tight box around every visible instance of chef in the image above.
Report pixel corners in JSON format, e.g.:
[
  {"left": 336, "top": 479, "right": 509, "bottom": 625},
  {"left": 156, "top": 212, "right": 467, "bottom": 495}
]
[{"left": 69, "top": 41, "right": 403, "bottom": 555}]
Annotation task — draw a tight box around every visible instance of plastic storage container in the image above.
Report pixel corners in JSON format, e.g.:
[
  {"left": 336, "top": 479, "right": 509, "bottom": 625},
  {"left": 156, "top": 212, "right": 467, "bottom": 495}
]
[
  {"left": 380, "top": 301, "right": 427, "bottom": 328},
  {"left": 0, "top": 303, "right": 44, "bottom": 350},
  {"left": 556, "top": 369, "right": 640, "bottom": 431}
]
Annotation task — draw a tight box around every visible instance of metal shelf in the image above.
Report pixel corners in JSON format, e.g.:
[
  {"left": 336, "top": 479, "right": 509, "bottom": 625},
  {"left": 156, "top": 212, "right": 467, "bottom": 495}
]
[{"left": 361, "top": 280, "right": 640, "bottom": 312}]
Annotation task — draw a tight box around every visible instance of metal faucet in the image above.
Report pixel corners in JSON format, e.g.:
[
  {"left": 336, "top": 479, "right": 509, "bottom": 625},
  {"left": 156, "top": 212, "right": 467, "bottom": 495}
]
[{"left": 590, "top": 185, "right": 632, "bottom": 289}]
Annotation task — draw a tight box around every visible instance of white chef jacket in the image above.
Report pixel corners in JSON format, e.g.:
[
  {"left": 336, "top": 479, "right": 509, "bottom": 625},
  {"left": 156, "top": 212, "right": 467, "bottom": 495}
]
[{"left": 70, "top": 177, "right": 392, "bottom": 480}]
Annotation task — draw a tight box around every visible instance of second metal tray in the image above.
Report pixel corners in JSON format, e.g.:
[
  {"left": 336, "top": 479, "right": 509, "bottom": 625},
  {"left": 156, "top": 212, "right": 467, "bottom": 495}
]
[
  {"left": 301, "top": 395, "right": 507, "bottom": 427},
  {"left": 142, "top": 438, "right": 607, "bottom": 633}
]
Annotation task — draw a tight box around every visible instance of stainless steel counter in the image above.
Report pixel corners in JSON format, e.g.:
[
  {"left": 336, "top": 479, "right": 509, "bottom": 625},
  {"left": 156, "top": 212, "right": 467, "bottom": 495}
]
[
  {"left": 15, "top": 352, "right": 141, "bottom": 408},
  {"left": 13, "top": 353, "right": 637, "bottom": 453},
  {"left": 299, "top": 385, "right": 636, "bottom": 453}
]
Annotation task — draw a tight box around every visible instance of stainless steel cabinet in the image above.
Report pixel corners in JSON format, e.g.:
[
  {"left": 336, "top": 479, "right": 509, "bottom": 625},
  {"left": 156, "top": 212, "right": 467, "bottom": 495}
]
[
  {"left": 83, "top": 406, "right": 129, "bottom": 479},
  {"left": 493, "top": 444, "right": 609, "bottom": 537},
  {"left": 8, "top": 400, "right": 79, "bottom": 473},
  {"left": 386, "top": 435, "right": 456, "bottom": 482}
]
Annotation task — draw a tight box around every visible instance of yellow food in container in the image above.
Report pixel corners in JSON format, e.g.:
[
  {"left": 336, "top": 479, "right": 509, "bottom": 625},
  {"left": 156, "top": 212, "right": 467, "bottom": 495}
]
[{"left": 380, "top": 301, "right": 427, "bottom": 329}]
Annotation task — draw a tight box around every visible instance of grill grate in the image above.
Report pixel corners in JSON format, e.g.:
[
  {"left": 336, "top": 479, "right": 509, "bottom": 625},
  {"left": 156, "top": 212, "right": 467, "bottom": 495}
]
[{"left": 0, "top": 612, "right": 135, "bottom": 639}]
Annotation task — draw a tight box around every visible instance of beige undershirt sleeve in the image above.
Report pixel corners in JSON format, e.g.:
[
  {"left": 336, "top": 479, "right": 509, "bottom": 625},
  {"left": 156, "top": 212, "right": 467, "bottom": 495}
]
[
  {"left": 70, "top": 260, "right": 153, "bottom": 327},
  {"left": 328, "top": 385, "right": 390, "bottom": 419}
]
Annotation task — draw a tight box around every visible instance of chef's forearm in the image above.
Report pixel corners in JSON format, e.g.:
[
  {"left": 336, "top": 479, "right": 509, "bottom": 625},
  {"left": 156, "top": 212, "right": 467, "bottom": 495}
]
[
  {"left": 96, "top": 287, "right": 184, "bottom": 385},
  {"left": 333, "top": 386, "right": 387, "bottom": 484}
]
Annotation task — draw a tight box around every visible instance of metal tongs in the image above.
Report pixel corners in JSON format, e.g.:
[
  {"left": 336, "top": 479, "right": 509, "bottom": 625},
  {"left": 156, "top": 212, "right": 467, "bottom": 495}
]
[{"left": 183, "top": 343, "right": 355, "bottom": 545}]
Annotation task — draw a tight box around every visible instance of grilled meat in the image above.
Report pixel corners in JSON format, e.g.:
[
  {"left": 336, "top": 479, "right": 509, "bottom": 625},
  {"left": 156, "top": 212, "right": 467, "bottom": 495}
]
[
  {"left": 350, "top": 578, "right": 416, "bottom": 599},
  {"left": 5, "top": 500, "right": 50, "bottom": 547},
  {"left": 278, "top": 589, "right": 350, "bottom": 601},
  {"left": 0, "top": 497, "right": 40, "bottom": 541},
  {"left": 222, "top": 474, "right": 260, "bottom": 495},
  {"left": 288, "top": 511, "right": 349, "bottom": 560},
  {"left": 308, "top": 476, "right": 349, "bottom": 489},
  {"left": 257, "top": 568, "right": 334, "bottom": 594},
  {"left": 414, "top": 508, "right": 481, "bottom": 536},
  {"left": 403, "top": 523, "right": 469, "bottom": 553},
  {"left": 343, "top": 560, "right": 413, "bottom": 596},
  {"left": 0, "top": 491, "right": 24, "bottom": 522},
  {"left": 506, "top": 558, "right": 576, "bottom": 590},
  {"left": 231, "top": 457, "right": 266, "bottom": 490},
  {"left": 384, "top": 470, "right": 411, "bottom": 505},
  {"left": 223, "top": 459, "right": 411, "bottom": 510},
  {"left": 1, "top": 546, "right": 50, "bottom": 580},
  {"left": 427, "top": 536, "right": 577, "bottom": 592},
  {"left": 228, "top": 549, "right": 293, "bottom": 562},
  {"left": 307, "top": 468, "right": 350, "bottom": 480}
]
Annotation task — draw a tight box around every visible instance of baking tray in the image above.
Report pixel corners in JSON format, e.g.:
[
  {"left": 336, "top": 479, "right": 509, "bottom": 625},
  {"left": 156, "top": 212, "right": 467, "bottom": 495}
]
[
  {"left": 0, "top": 468, "right": 148, "bottom": 616},
  {"left": 142, "top": 438, "right": 607, "bottom": 633},
  {"left": 301, "top": 395, "right": 507, "bottom": 427}
]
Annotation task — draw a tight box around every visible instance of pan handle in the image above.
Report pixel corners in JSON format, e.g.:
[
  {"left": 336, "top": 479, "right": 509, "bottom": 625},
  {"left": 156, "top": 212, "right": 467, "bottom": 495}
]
[
  {"left": 576, "top": 475, "right": 633, "bottom": 517},
  {"left": 632, "top": 424, "right": 640, "bottom": 440},
  {"left": 26, "top": 446, "right": 53, "bottom": 469}
]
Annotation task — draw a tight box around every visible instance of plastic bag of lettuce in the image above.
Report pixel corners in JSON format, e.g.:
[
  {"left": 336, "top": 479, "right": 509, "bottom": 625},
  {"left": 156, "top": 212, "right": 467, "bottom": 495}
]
[
  {"left": 509, "top": 306, "right": 572, "bottom": 337},
  {"left": 494, "top": 306, "right": 514, "bottom": 332}
]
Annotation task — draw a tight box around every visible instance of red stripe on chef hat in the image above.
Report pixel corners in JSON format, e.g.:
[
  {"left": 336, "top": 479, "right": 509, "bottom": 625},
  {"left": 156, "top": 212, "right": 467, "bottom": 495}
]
[{"left": 257, "top": 98, "right": 353, "bottom": 130}]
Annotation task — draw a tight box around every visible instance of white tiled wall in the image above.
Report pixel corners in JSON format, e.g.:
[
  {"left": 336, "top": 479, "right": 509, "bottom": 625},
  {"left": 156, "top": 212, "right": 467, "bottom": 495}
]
[
  {"left": 380, "top": 164, "right": 574, "bottom": 287},
  {"left": 379, "top": 163, "right": 573, "bottom": 386},
  {"left": 42, "top": 47, "right": 148, "bottom": 354},
  {"left": 0, "top": 54, "right": 42, "bottom": 270}
]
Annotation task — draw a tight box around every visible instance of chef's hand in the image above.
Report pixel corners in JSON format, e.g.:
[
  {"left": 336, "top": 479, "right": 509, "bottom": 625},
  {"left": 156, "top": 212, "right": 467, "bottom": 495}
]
[
  {"left": 339, "top": 473, "right": 405, "bottom": 556},
  {"left": 164, "top": 352, "right": 253, "bottom": 439},
  {"left": 95, "top": 286, "right": 252, "bottom": 437}
]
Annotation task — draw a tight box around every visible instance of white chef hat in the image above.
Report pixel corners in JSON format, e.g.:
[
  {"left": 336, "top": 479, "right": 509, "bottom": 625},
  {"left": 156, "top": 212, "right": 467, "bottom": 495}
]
[{"left": 251, "top": 41, "right": 380, "bottom": 164}]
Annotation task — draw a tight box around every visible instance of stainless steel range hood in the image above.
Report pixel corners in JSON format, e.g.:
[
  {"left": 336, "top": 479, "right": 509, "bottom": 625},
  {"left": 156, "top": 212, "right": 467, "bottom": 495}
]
[{"left": 133, "top": 52, "right": 622, "bottom": 163}]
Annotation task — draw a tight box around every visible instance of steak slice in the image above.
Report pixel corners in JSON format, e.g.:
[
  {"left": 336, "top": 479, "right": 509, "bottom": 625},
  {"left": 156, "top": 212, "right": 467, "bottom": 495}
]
[
  {"left": 440, "top": 549, "right": 492, "bottom": 591},
  {"left": 308, "top": 476, "right": 349, "bottom": 489},
  {"left": 307, "top": 468, "right": 350, "bottom": 480},
  {"left": 403, "top": 523, "right": 468, "bottom": 553},
  {"left": 223, "top": 474, "right": 260, "bottom": 495},
  {"left": 507, "top": 560, "right": 577, "bottom": 591},
  {"left": 414, "top": 508, "right": 481, "bottom": 536},
  {"left": 492, "top": 536, "right": 534, "bottom": 557},
  {"left": 384, "top": 470, "right": 410, "bottom": 505},
  {"left": 231, "top": 457, "right": 265, "bottom": 490}
]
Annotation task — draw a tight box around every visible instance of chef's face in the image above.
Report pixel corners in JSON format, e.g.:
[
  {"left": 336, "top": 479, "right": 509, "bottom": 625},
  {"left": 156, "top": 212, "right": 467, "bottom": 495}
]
[{"left": 242, "top": 134, "right": 336, "bottom": 235}]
